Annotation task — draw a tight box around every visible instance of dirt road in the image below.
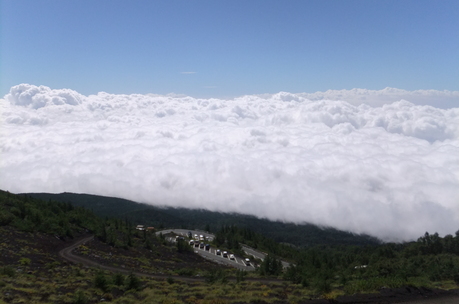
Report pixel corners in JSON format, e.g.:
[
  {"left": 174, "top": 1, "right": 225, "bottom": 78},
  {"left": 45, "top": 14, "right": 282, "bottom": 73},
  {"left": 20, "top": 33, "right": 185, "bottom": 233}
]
[{"left": 58, "top": 235, "right": 204, "bottom": 282}]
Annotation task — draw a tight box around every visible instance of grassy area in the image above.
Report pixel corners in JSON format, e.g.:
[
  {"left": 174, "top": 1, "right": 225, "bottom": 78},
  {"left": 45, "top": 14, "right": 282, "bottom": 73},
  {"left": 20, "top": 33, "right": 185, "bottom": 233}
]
[
  {"left": 0, "top": 264, "right": 317, "bottom": 303},
  {"left": 2, "top": 260, "right": 458, "bottom": 303}
]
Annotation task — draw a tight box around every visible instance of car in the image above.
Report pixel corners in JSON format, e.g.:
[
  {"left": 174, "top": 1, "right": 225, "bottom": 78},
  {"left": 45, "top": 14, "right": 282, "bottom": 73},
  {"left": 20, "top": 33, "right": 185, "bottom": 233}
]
[
  {"left": 187, "top": 231, "right": 192, "bottom": 238},
  {"left": 245, "top": 258, "right": 251, "bottom": 266},
  {"left": 194, "top": 242, "right": 199, "bottom": 247},
  {"left": 216, "top": 249, "right": 221, "bottom": 255},
  {"left": 205, "top": 244, "right": 210, "bottom": 251},
  {"left": 229, "top": 254, "right": 235, "bottom": 260},
  {"left": 199, "top": 242, "right": 205, "bottom": 249},
  {"left": 199, "top": 235, "right": 204, "bottom": 241},
  {"left": 189, "top": 240, "right": 194, "bottom": 245},
  {"left": 223, "top": 251, "right": 228, "bottom": 258}
]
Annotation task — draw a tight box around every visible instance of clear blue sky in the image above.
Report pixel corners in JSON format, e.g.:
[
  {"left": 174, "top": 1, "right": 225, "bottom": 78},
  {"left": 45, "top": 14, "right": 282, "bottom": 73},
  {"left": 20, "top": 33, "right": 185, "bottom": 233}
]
[{"left": 1, "top": 0, "right": 458, "bottom": 98}]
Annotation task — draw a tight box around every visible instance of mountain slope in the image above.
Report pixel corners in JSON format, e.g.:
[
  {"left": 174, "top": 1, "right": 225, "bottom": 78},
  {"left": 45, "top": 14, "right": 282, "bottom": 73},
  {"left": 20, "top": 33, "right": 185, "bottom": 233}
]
[{"left": 24, "top": 192, "right": 380, "bottom": 247}]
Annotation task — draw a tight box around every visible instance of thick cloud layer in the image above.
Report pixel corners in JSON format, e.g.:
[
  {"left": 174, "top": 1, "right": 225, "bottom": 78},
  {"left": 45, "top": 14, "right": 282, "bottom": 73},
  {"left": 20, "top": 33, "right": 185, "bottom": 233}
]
[{"left": 1, "top": 84, "right": 458, "bottom": 241}]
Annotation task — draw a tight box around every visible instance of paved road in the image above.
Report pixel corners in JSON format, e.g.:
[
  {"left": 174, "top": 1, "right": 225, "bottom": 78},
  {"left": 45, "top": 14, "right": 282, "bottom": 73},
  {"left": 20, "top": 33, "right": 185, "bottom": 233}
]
[
  {"left": 192, "top": 245, "right": 255, "bottom": 271},
  {"left": 156, "top": 229, "right": 290, "bottom": 270},
  {"left": 241, "top": 245, "right": 291, "bottom": 269},
  {"left": 157, "top": 229, "right": 255, "bottom": 271}
]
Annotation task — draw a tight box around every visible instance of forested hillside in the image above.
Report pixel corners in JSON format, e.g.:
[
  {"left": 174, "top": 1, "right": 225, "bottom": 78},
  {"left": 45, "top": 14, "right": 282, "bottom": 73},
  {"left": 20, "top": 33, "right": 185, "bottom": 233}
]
[
  {"left": 0, "top": 190, "right": 99, "bottom": 237},
  {"left": 205, "top": 221, "right": 459, "bottom": 294},
  {"left": 282, "top": 230, "right": 459, "bottom": 294},
  {"left": 25, "top": 192, "right": 380, "bottom": 247},
  {"left": 1, "top": 189, "right": 459, "bottom": 302}
]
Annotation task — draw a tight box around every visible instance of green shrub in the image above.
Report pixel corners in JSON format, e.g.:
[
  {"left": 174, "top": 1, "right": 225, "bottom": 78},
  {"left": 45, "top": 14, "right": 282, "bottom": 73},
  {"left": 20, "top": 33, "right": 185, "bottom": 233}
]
[
  {"left": 19, "top": 257, "right": 31, "bottom": 266},
  {"left": 94, "top": 271, "right": 109, "bottom": 292},
  {"left": 113, "top": 273, "right": 125, "bottom": 286},
  {"left": 73, "top": 290, "right": 88, "bottom": 304},
  {"left": 126, "top": 273, "right": 141, "bottom": 291},
  {"left": 313, "top": 277, "right": 331, "bottom": 295},
  {"left": 176, "top": 268, "right": 195, "bottom": 276},
  {"left": 167, "top": 277, "right": 175, "bottom": 284},
  {"left": 1, "top": 266, "right": 16, "bottom": 277},
  {"left": 453, "top": 273, "right": 459, "bottom": 284},
  {"left": 0, "top": 210, "right": 15, "bottom": 226},
  {"left": 236, "top": 269, "right": 247, "bottom": 283},
  {"left": 205, "top": 269, "right": 228, "bottom": 284}
]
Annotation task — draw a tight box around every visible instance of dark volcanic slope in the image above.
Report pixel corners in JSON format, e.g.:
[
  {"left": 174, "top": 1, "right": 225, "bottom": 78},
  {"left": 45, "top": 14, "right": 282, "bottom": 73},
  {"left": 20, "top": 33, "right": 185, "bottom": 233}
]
[{"left": 25, "top": 192, "right": 381, "bottom": 247}]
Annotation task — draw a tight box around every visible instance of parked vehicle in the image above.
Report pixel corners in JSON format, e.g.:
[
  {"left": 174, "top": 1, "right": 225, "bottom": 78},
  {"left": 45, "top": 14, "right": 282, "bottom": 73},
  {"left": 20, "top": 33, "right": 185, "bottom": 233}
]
[
  {"left": 245, "top": 258, "right": 251, "bottom": 266},
  {"left": 194, "top": 242, "right": 199, "bottom": 248},
  {"left": 205, "top": 244, "right": 210, "bottom": 251},
  {"left": 187, "top": 231, "right": 192, "bottom": 238},
  {"left": 216, "top": 249, "right": 221, "bottom": 255},
  {"left": 199, "top": 242, "right": 205, "bottom": 249},
  {"left": 223, "top": 251, "right": 228, "bottom": 258},
  {"left": 229, "top": 254, "right": 235, "bottom": 260},
  {"left": 189, "top": 240, "right": 194, "bottom": 245}
]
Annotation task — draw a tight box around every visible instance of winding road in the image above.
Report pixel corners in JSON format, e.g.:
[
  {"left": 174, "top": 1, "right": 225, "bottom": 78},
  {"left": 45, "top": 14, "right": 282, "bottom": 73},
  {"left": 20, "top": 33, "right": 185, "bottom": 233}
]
[
  {"left": 58, "top": 235, "right": 204, "bottom": 282},
  {"left": 56, "top": 234, "right": 459, "bottom": 304},
  {"left": 57, "top": 233, "right": 281, "bottom": 283}
]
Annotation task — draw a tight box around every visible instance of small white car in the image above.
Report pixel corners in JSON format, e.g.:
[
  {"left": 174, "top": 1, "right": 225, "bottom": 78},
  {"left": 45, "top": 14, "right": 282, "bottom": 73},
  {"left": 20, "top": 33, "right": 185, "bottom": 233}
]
[
  {"left": 245, "top": 258, "right": 251, "bottom": 266},
  {"left": 223, "top": 251, "right": 228, "bottom": 258},
  {"left": 229, "top": 254, "right": 235, "bottom": 260},
  {"left": 216, "top": 249, "right": 221, "bottom": 255}
]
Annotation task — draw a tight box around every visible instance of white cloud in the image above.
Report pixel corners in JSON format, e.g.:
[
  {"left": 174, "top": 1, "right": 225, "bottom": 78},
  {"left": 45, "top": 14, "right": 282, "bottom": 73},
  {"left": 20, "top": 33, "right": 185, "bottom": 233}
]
[
  {"left": 1, "top": 84, "right": 458, "bottom": 241},
  {"left": 254, "top": 88, "right": 459, "bottom": 109}
]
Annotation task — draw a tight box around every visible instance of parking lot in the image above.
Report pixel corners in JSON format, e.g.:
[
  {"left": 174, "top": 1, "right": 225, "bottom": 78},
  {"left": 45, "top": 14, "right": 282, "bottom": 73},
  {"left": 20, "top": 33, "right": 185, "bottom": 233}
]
[
  {"left": 191, "top": 241, "right": 254, "bottom": 270},
  {"left": 160, "top": 229, "right": 256, "bottom": 271}
]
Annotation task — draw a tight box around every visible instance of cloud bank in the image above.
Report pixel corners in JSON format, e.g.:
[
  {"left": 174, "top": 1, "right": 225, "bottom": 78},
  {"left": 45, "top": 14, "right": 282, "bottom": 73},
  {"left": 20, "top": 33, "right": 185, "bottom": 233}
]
[
  {"left": 256, "top": 87, "right": 459, "bottom": 109},
  {"left": 1, "top": 84, "right": 458, "bottom": 241}
]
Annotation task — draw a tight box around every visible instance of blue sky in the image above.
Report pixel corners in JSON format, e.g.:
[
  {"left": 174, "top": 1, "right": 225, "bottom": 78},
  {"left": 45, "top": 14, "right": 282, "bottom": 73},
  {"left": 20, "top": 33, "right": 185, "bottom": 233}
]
[{"left": 1, "top": 0, "right": 458, "bottom": 98}]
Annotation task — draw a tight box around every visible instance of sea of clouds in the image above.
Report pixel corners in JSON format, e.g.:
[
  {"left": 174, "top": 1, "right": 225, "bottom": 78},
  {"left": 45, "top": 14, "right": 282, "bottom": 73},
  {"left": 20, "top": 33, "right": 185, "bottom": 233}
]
[{"left": 1, "top": 84, "right": 458, "bottom": 241}]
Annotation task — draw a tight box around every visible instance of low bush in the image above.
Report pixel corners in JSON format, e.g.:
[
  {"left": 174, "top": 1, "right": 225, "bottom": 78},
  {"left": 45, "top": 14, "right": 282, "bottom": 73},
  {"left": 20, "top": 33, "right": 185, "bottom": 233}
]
[
  {"left": 176, "top": 268, "right": 196, "bottom": 276},
  {"left": 73, "top": 290, "right": 88, "bottom": 304},
  {"left": 94, "top": 271, "right": 109, "bottom": 292},
  {"left": 19, "top": 257, "right": 31, "bottom": 266},
  {"left": 1, "top": 266, "right": 16, "bottom": 277},
  {"left": 205, "top": 269, "right": 228, "bottom": 284},
  {"left": 126, "top": 273, "right": 141, "bottom": 291},
  {"left": 113, "top": 273, "right": 125, "bottom": 286}
]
